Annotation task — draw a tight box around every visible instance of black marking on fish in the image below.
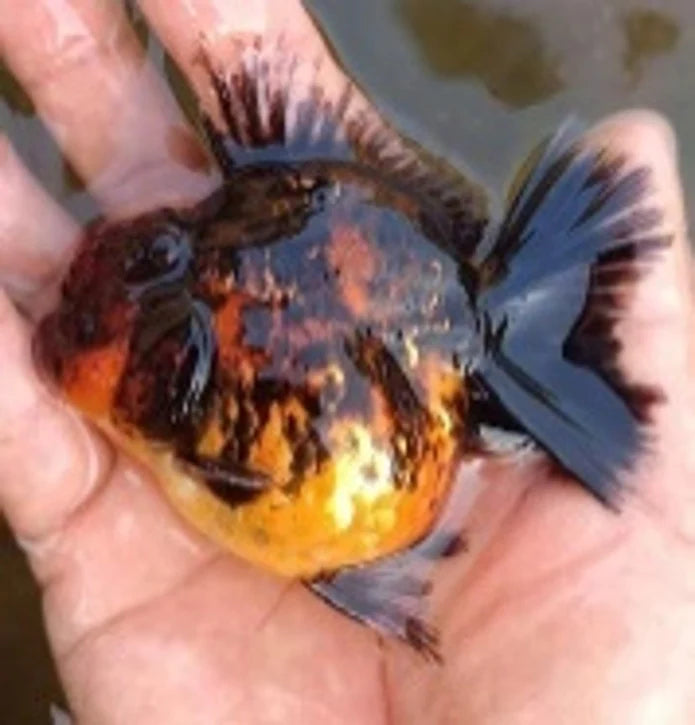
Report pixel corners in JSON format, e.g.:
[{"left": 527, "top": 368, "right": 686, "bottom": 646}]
[
  {"left": 345, "top": 330, "right": 432, "bottom": 489},
  {"left": 114, "top": 296, "right": 217, "bottom": 445},
  {"left": 178, "top": 452, "right": 272, "bottom": 504}
]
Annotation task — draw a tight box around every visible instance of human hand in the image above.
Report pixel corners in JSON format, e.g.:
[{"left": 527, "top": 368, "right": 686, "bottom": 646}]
[{"left": 1, "top": 2, "right": 694, "bottom": 723}]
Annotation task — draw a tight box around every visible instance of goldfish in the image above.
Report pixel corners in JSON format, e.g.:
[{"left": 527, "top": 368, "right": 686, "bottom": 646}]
[{"left": 34, "top": 48, "right": 667, "bottom": 660}]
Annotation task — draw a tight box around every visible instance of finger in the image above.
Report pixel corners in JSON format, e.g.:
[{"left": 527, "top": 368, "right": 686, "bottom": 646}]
[
  {"left": 0, "top": 0, "right": 217, "bottom": 213},
  {"left": 59, "top": 561, "right": 381, "bottom": 725},
  {"left": 138, "top": 0, "right": 359, "bottom": 122},
  {"left": 585, "top": 110, "right": 695, "bottom": 531},
  {"left": 587, "top": 110, "right": 690, "bottom": 333},
  {"left": 0, "top": 133, "right": 77, "bottom": 313},
  {"left": 0, "top": 289, "right": 112, "bottom": 542}
]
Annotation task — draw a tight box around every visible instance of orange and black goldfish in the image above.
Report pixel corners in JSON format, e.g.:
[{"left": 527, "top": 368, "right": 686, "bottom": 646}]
[{"left": 34, "top": 50, "right": 667, "bottom": 660}]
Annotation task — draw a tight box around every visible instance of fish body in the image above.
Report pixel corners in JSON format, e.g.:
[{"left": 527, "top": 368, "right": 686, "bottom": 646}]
[
  {"left": 34, "top": 49, "right": 667, "bottom": 656},
  {"left": 38, "top": 162, "right": 472, "bottom": 577}
]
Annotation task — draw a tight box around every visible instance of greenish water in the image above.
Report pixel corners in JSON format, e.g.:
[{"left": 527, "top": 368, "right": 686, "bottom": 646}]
[
  {"left": 1, "top": 1, "right": 694, "bottom": 721},
  {"left": 307, "top": 0, "right": 695, "bottom": 221}
]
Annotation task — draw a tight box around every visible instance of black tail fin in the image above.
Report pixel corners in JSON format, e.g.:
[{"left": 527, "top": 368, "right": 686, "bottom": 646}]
[{"left": 474, "top": 122, "right": 669, "bottom": 504}]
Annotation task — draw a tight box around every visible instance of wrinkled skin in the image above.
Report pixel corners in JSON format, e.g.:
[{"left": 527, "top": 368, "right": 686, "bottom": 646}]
[{"left": 0, "top": 1, "right": 694, "bottom": 724}]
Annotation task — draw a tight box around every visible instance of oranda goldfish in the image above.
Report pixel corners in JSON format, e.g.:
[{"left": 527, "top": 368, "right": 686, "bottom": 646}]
[{"left": 34, "top": 47, "right": 667, "bottom": 659}]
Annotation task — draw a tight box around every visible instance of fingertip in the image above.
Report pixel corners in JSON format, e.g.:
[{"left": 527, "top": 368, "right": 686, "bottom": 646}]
[
  {"left": 588, "top": 109, "right": 686, "bottom": 243},
  {"left": 586, "top": 109, "right": 691, "bottom": 326},
  {"left": 592, "top": 109, "right": 677, "bottom": 158}
]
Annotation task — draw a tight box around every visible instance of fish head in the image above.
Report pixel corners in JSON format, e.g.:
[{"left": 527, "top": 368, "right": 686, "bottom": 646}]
[{"left": 33, "top": 208, "right": 196, "bottom": 420}]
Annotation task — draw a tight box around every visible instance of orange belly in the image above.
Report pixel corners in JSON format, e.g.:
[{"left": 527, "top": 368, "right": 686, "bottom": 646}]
[{"left": 59, "top": 338, "right": 463, "bottom": 577}]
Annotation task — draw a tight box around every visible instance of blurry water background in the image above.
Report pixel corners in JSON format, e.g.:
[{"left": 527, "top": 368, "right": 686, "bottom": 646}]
[{"left": 1, "top": 0, "right": 693, "bottom": 720}]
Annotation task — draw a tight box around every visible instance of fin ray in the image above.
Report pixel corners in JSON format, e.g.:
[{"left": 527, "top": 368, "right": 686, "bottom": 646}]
[
  {"left": 308, "top": 559, "right": 442, "bottom": 662},
  {"left": 197, "top": 42, "right": 488, "bottom": 260}
]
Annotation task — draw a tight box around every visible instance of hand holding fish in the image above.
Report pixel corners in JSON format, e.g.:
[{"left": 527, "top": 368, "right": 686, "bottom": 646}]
[{"left": 1, "top": 1, "right": 694, "bottom": 723}]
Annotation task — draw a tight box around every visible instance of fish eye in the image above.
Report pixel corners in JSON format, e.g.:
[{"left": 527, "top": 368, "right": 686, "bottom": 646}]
[
  {"left": 152, "top": 231, "right": 184, "bottom": 264},
  {"left": 123, "top": 223, "right": 193, "bottom": 294},
  {"left": 312, "top": 187, "right": 328, "bottom": 207},
  {"left": 310, "top": 182, "right": 338, "bottom": 211}
]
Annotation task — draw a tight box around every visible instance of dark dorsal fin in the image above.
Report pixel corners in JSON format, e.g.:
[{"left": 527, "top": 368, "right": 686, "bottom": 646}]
[{"left": 196, "top": 40, "right": 488, "bottom": 261}]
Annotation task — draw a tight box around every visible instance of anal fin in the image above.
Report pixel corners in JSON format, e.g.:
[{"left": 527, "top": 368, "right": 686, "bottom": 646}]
[{"left": 308, "top": 555, "right": 442, "bottom": 663}]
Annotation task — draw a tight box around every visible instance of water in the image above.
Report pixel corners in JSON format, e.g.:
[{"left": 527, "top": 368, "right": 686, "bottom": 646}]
[
  {"left": 307, "top": 0, "right": 695, "bottom": 221},
  {"left": 1, "top": 0, "right": 694, "bottom": 720}
]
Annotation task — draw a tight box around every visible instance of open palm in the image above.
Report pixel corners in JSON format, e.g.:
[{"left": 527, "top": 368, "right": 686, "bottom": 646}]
[{"left": 1, "top": 2, "right": 694, "bottom": 723}]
